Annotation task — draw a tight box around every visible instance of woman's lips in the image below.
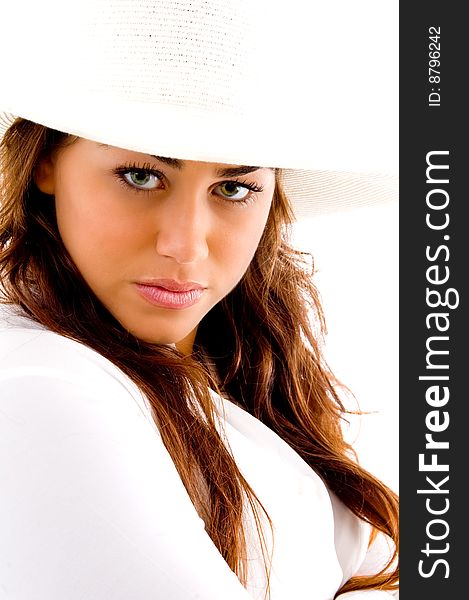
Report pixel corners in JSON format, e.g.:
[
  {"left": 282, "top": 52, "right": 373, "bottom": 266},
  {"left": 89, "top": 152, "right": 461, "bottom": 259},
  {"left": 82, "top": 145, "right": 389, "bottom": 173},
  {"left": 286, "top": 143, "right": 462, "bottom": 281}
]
[{"left": 135, "top": 279, "right": 205, "bottom": 309}]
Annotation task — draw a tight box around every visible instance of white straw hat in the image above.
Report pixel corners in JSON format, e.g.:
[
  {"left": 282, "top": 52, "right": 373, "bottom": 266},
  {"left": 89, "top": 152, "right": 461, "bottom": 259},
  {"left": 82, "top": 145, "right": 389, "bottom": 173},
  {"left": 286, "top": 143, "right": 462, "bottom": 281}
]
[{"left": 0, "top": 0, "right": 398, "bottom": 218}]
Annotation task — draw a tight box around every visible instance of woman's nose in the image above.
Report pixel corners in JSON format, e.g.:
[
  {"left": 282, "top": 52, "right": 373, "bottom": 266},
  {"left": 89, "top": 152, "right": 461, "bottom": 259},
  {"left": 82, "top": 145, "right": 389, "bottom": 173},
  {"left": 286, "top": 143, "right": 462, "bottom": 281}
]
[{"left": 154, "top": 192, "right": 210, "bottom": 264}]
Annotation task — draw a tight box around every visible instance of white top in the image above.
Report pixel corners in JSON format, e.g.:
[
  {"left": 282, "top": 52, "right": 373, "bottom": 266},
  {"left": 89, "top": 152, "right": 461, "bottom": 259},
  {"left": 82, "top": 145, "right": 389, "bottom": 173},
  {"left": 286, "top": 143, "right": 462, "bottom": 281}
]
[{"left": 0, "top": 303, "right": 398, "bottom": 600}]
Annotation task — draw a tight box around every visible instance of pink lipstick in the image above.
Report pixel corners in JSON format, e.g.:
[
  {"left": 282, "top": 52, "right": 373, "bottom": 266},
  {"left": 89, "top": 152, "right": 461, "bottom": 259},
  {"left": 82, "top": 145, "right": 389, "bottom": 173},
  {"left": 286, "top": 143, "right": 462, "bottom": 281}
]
[{"left": 135, "top": 279, "right": 205, "bottom": 309}]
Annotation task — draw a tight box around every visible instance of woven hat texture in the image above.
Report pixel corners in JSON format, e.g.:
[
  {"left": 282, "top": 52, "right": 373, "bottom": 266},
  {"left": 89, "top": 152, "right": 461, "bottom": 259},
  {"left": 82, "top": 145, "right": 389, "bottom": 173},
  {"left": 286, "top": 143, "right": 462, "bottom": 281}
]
[{"left": 0, "top": 0, "right": 398, "bottom": 217}]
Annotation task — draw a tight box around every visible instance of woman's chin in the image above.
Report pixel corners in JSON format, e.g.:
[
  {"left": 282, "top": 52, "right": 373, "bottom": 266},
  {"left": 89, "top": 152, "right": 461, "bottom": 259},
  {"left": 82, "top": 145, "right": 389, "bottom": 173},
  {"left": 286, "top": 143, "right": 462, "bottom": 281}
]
[{"left": 118, "top": 320, "right": 196, "bottom": 351}]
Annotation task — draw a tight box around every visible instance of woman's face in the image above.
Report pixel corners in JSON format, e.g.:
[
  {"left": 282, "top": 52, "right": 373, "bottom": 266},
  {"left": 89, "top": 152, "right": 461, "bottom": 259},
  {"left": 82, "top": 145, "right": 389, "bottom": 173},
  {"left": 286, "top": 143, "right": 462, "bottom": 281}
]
[{"left": 35, "top": 138, "right": 275, "bottom": 352}]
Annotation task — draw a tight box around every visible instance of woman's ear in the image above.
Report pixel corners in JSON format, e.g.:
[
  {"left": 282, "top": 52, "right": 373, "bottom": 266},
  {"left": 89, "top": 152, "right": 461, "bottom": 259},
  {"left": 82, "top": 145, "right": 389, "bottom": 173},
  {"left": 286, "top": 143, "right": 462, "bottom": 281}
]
[{"left": 34, "top": 154, "right": 56, "bottom": 195}]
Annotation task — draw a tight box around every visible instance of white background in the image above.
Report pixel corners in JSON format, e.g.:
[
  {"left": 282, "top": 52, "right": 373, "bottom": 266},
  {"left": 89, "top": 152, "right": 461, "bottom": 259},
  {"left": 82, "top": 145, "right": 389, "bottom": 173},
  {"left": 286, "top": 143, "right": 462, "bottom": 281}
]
[{"left": 292, "top": 200, "right": 399, "bottom": 494}]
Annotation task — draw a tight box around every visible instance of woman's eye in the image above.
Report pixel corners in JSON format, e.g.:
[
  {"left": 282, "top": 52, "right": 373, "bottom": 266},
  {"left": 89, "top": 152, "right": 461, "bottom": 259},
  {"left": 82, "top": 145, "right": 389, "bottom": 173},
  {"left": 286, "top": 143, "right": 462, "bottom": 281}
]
[
  {"left": 216, "top": 182, "right": 251, "bottom": 201},
  {"left": 123, "top": 170, "right": 160, "bottom": 190}
]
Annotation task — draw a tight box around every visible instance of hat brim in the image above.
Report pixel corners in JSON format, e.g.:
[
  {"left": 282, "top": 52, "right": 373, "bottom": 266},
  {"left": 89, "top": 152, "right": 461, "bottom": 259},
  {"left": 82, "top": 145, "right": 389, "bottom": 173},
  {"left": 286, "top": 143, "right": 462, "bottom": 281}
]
[{"left": 0, "top": 0, "right": 398, "bottom": 217}]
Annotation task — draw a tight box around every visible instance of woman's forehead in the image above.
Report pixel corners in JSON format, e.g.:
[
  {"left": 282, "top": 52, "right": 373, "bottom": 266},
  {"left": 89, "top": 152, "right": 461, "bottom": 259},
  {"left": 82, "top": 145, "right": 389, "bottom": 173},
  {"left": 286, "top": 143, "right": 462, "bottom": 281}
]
[{"left": 94, "top": 141, "right": 275, "bottom": 177}]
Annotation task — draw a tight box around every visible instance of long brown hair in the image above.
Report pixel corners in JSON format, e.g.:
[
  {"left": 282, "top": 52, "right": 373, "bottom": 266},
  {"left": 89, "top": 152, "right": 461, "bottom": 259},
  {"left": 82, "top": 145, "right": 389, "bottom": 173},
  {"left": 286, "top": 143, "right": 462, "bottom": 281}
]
[{"left": 0, "top": 118, "right": 398, "bottom": 596}]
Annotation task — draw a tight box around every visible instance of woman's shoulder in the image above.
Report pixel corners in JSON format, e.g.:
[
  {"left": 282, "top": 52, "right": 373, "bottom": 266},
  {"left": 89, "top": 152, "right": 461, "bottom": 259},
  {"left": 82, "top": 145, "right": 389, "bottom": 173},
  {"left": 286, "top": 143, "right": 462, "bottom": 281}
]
[
  {"left": 1, "top": 302, "right": 118, "bottom": 374},
  {"left": 0, "top": 302, "right": 153, "bottom": 420}
]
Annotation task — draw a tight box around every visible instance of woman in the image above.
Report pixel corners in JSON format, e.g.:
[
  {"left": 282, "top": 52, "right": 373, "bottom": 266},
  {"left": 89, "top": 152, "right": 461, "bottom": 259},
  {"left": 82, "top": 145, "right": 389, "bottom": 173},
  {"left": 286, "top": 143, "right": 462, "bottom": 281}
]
[{"left": 0, "top": 1, "right": 399, "bottom": 598}]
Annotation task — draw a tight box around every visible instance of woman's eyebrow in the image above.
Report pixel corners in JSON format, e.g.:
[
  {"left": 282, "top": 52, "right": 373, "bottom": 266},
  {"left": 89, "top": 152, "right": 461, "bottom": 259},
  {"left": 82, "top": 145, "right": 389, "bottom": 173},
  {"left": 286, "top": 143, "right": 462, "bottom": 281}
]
[
  {"left": 151, "top": 156, "right": 271, "bottom": 178},
  {"left": 97, "top": 144, "right": 272, "bottom": 176}
]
